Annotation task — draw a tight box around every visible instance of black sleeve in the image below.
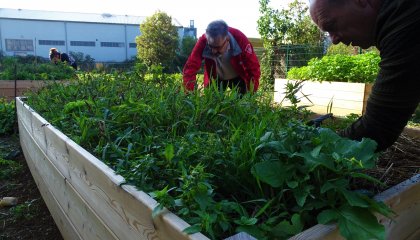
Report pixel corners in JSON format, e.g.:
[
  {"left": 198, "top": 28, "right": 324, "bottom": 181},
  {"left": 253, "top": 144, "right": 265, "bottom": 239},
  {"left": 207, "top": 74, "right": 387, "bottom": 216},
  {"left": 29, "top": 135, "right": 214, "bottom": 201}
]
[
  {"left": 60, "top": 53, "right": 70, "bottom": 63},
  {"left": 339, "top": 0, "right": 420, "bottom": 151}
]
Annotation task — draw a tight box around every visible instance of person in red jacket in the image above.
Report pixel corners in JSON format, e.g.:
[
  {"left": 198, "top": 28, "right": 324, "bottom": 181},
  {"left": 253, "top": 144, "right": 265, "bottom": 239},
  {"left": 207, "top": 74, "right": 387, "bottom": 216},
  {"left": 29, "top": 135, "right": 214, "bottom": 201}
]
[{"left": 183, "top": 20, "right": 261, "bottom": 95}]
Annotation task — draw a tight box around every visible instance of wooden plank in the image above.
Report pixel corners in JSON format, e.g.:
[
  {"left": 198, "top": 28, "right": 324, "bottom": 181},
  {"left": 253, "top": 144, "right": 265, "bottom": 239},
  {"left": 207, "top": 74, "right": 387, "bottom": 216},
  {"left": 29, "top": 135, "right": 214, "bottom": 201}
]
[
  {"left": 290, "top": 174, "right": 420, "bottom": 240},
  {"left": 19, "top": 116, "right": 118, "bottom": 240},
  {"left": 39, "top": 111, "right": 208, "bottom": 239},
  {"left": 374, "top": 174, "right": 420, "bottom": 240},
  {"left": 403, "top": 127, "right": 420, "bottom": 139},
  {"left": 31, "top": 112, "right": 48, "bottom": 152},
  {"left": 274, "top": 79, "right": 372, "bottom": 116},
  {"left": 66, "top": 134, "right": 208, "bottom": 240},
  {"left": 224, "top": 232, "right": 257, "bottom": 240},
  {"left": 0, "top": 80, "right": 65, "bottom": 100},
  {"left": 16, "top": 98, "right": 34, "bottom": 133},
  {"left": 19, "top": 118, "right": 82, "bottom": 240}
]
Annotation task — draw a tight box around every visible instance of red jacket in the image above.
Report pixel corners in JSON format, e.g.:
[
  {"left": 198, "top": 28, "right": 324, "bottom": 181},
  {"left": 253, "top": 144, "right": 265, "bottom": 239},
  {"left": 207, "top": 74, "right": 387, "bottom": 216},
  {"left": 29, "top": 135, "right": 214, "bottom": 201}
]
[{"left": 183, "top": 27, "right": 261, "bottom": 92}]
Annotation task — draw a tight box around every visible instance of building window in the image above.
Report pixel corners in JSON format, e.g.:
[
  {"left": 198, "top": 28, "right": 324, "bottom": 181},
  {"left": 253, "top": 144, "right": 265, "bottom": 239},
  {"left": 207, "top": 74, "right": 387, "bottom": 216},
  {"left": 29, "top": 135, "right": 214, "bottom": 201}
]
[
  {"left": 101, "top": 42, "right": 124, "bottom": 48},
  {"left": 70, "top": 41, "right": 96, "bottom": 47},
  {"left": 129, "top": 43, "right": 137, "bottom": 48},
  {"left": 39, "top": 40, "right": 65, "bottom": 46},
  {"left": 5, "top": 39, "right": 34, "bottom": 51}
]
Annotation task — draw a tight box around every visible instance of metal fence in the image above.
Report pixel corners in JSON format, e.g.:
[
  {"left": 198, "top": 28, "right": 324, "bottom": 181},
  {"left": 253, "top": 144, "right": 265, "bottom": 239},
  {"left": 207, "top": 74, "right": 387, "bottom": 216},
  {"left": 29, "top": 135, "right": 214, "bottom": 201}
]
[{"left": 255, "top": 44, "right": 325, "bottom": 78}]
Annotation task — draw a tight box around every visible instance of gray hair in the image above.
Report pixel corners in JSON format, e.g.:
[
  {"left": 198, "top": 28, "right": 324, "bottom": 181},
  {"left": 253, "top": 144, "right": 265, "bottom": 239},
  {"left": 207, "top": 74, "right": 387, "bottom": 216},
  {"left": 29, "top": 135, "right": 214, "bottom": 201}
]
[{"left": 205, "top": 20, "right": 228, "bottom": 39}]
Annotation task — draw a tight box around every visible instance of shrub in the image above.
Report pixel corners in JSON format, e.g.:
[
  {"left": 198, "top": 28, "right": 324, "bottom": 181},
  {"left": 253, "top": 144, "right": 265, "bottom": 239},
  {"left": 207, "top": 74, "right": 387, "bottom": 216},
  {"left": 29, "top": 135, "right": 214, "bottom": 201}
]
[
  {"left": 287, "top": 52, "right": 380, "bottom": 83},
  {"left": 0, "top": 98, "right": 16, "bottom": 135},
  {"left": 0, "top": 56, "right": 75, "bottom": 80}
]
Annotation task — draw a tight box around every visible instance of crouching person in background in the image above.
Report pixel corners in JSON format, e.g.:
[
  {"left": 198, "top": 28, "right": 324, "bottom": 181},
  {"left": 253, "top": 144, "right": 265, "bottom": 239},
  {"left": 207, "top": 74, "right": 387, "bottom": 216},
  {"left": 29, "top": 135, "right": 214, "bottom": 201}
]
[{"left": 49, "top": 48, "right": 78, "bottom": 70}]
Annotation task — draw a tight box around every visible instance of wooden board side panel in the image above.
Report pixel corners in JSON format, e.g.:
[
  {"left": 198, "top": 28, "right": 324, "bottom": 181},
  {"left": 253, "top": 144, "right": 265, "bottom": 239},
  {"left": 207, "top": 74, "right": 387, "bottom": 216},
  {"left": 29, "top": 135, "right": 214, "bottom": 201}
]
[
  {"left": 274, "top": 79, "right": 371, "bottom": 116},
  {"left": 18, "top": 118, "right": 82, "bottom": 240},
  {"left": 42, "top": 118, "right": 207, "bottom": 239},
  {"left": 19, "top": 118, "right": 118, "bottom": 240}
]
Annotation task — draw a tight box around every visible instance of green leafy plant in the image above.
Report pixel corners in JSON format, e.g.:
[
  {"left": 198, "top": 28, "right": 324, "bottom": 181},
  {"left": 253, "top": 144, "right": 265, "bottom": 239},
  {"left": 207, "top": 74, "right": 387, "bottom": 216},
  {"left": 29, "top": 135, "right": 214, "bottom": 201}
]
[
  {"left": 287, "top": 52, "right": 380, "bottom": 83},
  {"left": 25, "top": 72, "right": 392, "bottom": 240},
  {"left": 0, "top": 98, "right": 16, "bottom": 135},
  {"left": 9, "top": 199, "right": 40, "bottom": 221},
  {"left": 0, "top": 56, "right": 75, "bottom": 80},
  {"left": 0, "top": 157, "right": 22, "bottom": 180}
]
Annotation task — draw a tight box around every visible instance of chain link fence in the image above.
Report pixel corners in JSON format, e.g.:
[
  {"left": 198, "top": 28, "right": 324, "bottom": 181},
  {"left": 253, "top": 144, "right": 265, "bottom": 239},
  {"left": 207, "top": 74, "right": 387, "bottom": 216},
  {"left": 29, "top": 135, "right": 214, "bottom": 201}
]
[{"left": 255, "top": 44, "right": 325, "bottom": 79}]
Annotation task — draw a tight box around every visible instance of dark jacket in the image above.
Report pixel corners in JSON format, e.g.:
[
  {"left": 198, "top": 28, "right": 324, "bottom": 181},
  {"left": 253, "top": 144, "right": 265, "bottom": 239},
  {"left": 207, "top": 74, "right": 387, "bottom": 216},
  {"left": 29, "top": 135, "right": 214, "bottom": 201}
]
[
  {"left": 60, "top": 53, "right": 77, "bottom": 70},
  {"left": 339, "top": 0, "right": 420, "bottom": 151},
  {"left": 183, "top": 27, "right": 261, "bottom": 92}
]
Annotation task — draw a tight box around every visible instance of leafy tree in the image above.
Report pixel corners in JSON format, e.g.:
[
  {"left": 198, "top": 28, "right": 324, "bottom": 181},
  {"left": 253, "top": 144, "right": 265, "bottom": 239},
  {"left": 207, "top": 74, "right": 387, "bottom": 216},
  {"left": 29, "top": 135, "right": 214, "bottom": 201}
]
[
  {"left": 136, "top": 11, "right": 179, "bottom": 72},
  {"left": 173, "top": 36, "right": 197, "bottom": 73},
  {"left": 258, "top": 0, "right": 324, "bottom": 83}
]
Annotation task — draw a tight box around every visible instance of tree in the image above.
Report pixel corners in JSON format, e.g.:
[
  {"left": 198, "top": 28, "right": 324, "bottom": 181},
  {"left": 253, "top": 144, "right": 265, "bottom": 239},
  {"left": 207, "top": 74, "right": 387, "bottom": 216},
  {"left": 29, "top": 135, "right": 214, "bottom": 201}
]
[
  {"left": 258, "top": 0, "right": 324, "bottom": 83},
  {"left": 173, "top": 36, "right": 197, "bottom": 72},
  {"left": 136, "top": 11, "right": 179, "bottom": 71}
]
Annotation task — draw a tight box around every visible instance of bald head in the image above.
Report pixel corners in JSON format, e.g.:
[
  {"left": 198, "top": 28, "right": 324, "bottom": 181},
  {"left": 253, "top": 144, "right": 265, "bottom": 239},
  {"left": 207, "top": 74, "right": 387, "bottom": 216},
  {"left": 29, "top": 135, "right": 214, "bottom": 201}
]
[{"left": 309, "top": 0, "right": 381, "bottom": 48}]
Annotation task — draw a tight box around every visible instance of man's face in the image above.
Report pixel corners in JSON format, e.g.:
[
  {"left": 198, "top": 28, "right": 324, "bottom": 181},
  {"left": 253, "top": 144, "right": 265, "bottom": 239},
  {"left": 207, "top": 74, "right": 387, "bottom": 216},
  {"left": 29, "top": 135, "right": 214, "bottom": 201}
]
[
  {"left": 309, "top": 0, "right": 378, "bottom": 49},
  {"left": 207, "top": 36, "right": 229, "bottom": 56}
]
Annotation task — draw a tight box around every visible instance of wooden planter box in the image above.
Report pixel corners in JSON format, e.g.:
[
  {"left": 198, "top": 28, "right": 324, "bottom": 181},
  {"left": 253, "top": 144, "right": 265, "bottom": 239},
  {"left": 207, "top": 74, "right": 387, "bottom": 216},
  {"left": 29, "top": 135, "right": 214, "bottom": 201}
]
[
  {"left": 0, "top": 80, "right": 65, "bottom": 101},
  {"left": 290, "top": 174, "right": 420, "bottom": 240},
  {"left": 274, "top": 79, "right": 373, "bottom": 116},
  {"left": 16, "top": 97, "right": 254, "bottom": 240},
  {"left": 16, "top": 97, "right": 420, "bottom": 240}
]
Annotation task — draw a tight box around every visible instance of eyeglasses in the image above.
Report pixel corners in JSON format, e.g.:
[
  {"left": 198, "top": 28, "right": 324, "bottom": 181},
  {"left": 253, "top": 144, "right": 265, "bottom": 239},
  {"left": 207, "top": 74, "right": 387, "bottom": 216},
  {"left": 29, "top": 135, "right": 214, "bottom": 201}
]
[{"left": 208, "top": 38, "right": 228, "bottom": 51}]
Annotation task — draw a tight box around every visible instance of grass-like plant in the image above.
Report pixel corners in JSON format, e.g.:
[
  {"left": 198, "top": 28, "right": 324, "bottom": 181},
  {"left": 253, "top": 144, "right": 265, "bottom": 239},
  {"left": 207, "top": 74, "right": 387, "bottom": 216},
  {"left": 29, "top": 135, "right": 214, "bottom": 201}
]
[{"left": 25, "top": 71, "right": 391, "bottom": 240}]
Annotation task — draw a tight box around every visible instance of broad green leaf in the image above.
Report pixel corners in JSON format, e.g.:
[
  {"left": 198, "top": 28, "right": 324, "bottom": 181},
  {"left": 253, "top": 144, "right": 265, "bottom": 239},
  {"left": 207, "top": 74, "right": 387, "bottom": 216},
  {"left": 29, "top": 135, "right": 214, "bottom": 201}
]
[
  {"left": 311, "top": 144, "right": 323, "bottom": 157},
  {"left": 287, "top": 180, "right": 298, "bottom": 188},
  {"left": 317, "top": 209, "right": 339, "bottom": 224},
  {"left": 183, "top": 224, "right": 202, "bottom": 234},
  {"left": 251, "top": 161, "right": 288, "bottom": 188},
  {"left": 295, "top": 151, "right": 335, "bottom": 171},
  {"left": 337, "top": 206, "right": 385, "bottom": 240},
  {"left": 234, "top": 216, "right": 258, "bottom": 226},
  {"left": 271, "top": 213, "right": 303, "bottom": 237},
  {"left": 340, "top": 189, "right": 369, "bottom": 208},
  {"left": 293, "top": 185, "right": 314, "bottom": 207}
]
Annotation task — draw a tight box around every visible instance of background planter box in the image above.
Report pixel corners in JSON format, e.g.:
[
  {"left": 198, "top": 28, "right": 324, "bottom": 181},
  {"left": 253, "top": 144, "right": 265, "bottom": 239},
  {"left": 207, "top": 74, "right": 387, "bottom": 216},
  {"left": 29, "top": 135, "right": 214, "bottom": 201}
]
[
  {"left": 0, "top": 80, "right": 65, "bottom": 101},
  {"left": 274, "top": 79, "right": 373, "bottom": 116}
]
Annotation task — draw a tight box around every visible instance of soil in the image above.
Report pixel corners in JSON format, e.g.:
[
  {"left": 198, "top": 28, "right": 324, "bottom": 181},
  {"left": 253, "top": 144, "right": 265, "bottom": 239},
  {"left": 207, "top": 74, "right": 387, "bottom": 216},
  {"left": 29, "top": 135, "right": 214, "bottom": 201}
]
[
  {"left": 0, "top": 136, "right": 63, "bottom": 240},
  {"left": 0, "top": 132, "right": 419, "bottom": 240}
]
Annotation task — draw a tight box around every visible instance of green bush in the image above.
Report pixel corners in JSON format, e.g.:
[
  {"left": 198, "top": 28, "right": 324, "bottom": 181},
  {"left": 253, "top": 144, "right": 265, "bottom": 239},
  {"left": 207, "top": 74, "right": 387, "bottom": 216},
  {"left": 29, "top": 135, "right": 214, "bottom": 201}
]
[
  {"left": 0, "top": 56, "right": 75, "bottom": 80},
  {"left": 287, "top": 52, "right": 380, "bottom": 83},
  {"left": 0, "top": 98, "right": 15, "bottom": 135}
]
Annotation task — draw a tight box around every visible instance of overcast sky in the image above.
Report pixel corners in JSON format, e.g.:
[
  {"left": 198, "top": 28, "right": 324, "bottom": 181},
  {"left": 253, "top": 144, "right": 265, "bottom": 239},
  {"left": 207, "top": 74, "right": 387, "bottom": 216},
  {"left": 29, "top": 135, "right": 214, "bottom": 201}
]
[{"left": 1, "top": 0, "right": 296, "bottom": 38}]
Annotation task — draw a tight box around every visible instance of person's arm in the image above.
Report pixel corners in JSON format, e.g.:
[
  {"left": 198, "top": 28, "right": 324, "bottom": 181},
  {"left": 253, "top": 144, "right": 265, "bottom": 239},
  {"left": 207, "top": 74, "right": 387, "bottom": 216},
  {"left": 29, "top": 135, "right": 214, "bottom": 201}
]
[
  {"left": 230, "top": 28, "right": 261, "bottom": 92},
  {"left": 183, "top": 35, "right": 207, "bottom": 91},
  {"left": 339, "top": 4, "right": 420, "bottom": 151}
]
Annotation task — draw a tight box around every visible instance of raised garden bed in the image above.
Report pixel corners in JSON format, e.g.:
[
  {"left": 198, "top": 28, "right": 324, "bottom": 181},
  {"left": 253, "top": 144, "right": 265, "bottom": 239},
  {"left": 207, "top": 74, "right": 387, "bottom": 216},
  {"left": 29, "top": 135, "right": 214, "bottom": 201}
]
[
  {"left": 274, "top": 79, "right": 373, "bottom": 116},
  {"left": 290, "top": 174, "right": 420, "bottom": 240},
  {"left": 16, "top": 97, "right": 208, "bottom": 240},
  {"left": 17, "top": 94, "right": 420, "bottom": 239},
  {"left": 0, "top": 80, "right": 66, "bottom": 101}
]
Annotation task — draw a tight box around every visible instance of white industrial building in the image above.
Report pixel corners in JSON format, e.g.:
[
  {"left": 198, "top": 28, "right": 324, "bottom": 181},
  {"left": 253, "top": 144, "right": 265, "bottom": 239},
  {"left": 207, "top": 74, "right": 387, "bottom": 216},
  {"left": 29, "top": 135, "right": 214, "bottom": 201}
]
[{"left": 0, "top": 8, "right": 197, "bottom": 62}]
